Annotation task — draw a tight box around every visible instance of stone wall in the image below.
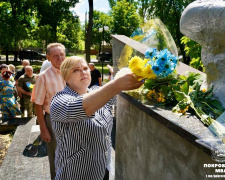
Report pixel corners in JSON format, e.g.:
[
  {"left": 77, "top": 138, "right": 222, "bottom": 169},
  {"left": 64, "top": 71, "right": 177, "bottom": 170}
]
[{"left": 116, "top": 95, "right": 216, "bottom": 180}]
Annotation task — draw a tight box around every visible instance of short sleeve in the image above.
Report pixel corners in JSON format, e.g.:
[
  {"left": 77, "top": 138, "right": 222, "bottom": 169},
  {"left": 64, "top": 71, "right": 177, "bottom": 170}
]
[
  {"left": 17, "top": 77, "right": 23, "bottom": 87},
  {"left": 14, "top": 73, "right": 20, "bottom": 80},
  {"left": 34, "top": 75, "right": 46, "bottom": 105},
  {"left": 67, "top": 95, "right": 92, "bottom": 122},
  {"left": 50, "top": 94, "right": 94, "bottom": 123}
]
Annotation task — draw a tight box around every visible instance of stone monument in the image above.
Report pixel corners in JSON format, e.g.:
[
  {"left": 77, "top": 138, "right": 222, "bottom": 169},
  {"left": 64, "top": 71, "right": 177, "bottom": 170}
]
[{"left": 180, "top": 0, "right": 225, "bottom": 108}]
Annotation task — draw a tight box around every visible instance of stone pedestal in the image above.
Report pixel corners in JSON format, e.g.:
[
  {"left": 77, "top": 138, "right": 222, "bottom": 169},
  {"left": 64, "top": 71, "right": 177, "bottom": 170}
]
[
  {"left": 115, "top": 94, "right": 216, "bottom": 180},
  {"left": 180, "top": 0, "right": 225, "bottom": 108}
]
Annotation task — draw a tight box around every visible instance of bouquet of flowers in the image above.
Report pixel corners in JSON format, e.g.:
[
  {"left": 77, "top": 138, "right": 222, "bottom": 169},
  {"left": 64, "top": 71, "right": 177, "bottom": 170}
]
[
  {"left": 128, "top": 47, "right": 179, "bottom": 103},
  {"left": 120, "top": 47, "right": 224, "bottom": 136}
]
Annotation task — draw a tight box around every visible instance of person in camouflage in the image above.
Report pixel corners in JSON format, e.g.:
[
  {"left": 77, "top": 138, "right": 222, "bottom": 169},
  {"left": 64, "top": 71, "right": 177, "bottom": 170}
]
[{"left": 17, "top": 66, "right": 37, "bottom": 117}]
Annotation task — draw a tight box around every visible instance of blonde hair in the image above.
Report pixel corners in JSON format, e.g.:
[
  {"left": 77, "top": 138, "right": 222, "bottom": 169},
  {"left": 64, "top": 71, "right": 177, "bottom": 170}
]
[
  {"left": 60, "top": 56, "right": 87, "bottom": 82},
  {"left": 47, "top": 43, "right": 65, "bottom": 55},
  {"left": 8, "top": 64, "right": 15, "bottom": 73}
]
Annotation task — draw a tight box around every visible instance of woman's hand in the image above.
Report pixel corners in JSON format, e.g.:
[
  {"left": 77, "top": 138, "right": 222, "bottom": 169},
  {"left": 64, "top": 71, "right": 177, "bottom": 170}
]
[{"left": 114, "top": 73, "right": 144, "bottom": 91}]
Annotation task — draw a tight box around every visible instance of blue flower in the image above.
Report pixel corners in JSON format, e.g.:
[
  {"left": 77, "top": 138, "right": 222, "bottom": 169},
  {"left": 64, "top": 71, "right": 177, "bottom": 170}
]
[
  {"left": 145, "top": 48, "right": 158, "bottom": 60},
  {"left": 167, "top": 53, "right": 178, "bottom": 64},
  {"left": 152, "top": 64, "right": 163, "bottom": 76},
  {"left": 144, "top": 47, "right": 178, "bottom": 78},
  {"left": 157, "top": 48, "right": 169, "bottom": 60}
]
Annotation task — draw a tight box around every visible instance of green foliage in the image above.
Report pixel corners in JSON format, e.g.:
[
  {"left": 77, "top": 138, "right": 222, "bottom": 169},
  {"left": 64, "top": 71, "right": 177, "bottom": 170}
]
[
  {"left": 0, "top": 0, "right": 82, "bottom": 55},
  {"left": 181, "top": 36, "right": 203, "bottom": 71},
  {"left": 57, "top": 16, "right": 81, "bottom": 50},
  {"left": 108, "top": 0, "right": 138, "bottom": 9},
  {"left": 108, "top": 0, "right": 117, "bottom": 8},
  {"left": 33, "top": 0, "right": 80, "bottom": 45},
  {"left": 0, "top": 1, "right": 33, "bottom": 52},
  {"left": 110, "top": 0, "right": 141, "bottom": 37},
  {"left": 91, "top": 10, "right": 113, "bottom": 47}
]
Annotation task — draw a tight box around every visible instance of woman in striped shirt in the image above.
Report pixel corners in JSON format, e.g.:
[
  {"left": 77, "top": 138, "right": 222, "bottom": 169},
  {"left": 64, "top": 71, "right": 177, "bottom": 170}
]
[{"left": 50, "top": 56, "right": 143, "bottom": 180}]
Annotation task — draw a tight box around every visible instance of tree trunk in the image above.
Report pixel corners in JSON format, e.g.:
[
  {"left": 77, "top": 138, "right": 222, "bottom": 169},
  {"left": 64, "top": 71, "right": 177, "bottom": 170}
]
[
  {"left": 85, "top": 0, "right": 93, "bottom": 63},
  {"left": 14, "top": 51, "right": 18, "bottom": 62}
]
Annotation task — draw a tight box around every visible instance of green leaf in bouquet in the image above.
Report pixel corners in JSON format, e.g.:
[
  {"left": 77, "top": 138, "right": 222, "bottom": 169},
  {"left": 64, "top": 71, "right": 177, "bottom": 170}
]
[
  {"left": 180, "top": 81, "right": 189, "bottom": 95},
  {"left": 193, "top": 106, "right": 214, "bottom": 126},
  {"left": 200, "top": 101, "right": 221, "bottom": 118},
  {"left": 203, "top": 99, "right": 225, "bottom": 118},
  {"left": 208, "top": 99, "right": 224, "bottom": 112},
  {"left": 178, "top": 74, "right": 188, "bottom": 81},
  {"left": 202, "top": 85, "right": 214, "bottom": 100},
  {"left": 144, "top": 79, "right": 156, "bottom": 89},
  {"left": 189, "top": 83, "right": 200, "bottom": 100},
  {"left": 172, "top": 95, "right": 192, "bottom": 113},
  {"left": 170, "top": 79, "right": 179, "bottom": 85},
  {"left": 161, "top": 85, "right": 172, "bottom": 95},
  {"left": 173, "top": 90, "right": 189, "bottom": 102},
  {"left": 185, "top": 71, "right": 205, "bottom": 89}
]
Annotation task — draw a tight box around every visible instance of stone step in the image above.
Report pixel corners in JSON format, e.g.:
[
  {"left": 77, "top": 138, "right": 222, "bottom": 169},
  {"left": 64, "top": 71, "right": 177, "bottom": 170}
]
[{"left": 0, "top": 117, "right": 31, "bottom": 133}]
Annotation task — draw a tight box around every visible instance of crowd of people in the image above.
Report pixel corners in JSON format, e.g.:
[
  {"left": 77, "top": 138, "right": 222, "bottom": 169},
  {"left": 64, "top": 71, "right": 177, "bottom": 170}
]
[
  {"left": 0, "top": 43, "right": 143, "bottom": 180},
  {"left": 0, "top": 60, "right": 37, "bottom": 119}
]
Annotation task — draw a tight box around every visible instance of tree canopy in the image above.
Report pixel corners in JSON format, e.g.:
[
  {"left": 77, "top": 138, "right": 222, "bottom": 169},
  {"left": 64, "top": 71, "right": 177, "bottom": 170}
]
[
  {"left": 0, "top": 0, "right": 201, "bottom": 67},
  {"left": 110, "top": 0, "right": 141, "bottom": 37},
  {"left": 0, "top": 0, "right": 34, "bottom": 62},
  {"left": 0, "top": 0, "right": 81, "bottom": 62}
]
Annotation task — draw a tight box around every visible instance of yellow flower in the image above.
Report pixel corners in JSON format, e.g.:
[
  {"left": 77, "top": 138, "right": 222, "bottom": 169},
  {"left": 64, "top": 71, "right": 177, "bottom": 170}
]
[
  {"left": 143, "top": 58, "right": 148, "bottom": 64},
  {"left": 157, "top": 96, "right": 166, "bottom": 103},
  {"left": 129, "top": 56, "right": 143, "bottom": 69},
  {"left": 131, "top": 66, "right": 142, "bottom": 77},
  {"left": 178, "top": 105, "right": 189, "bottom": 114},
  {"left": 147, "top": 89, "right": 155, "bottom": 99},
  {"left": 157, "top": 92, "right": 166, "bottom": 103},
  {"left": 202, "top": 88, "right": 206, "bottom": 92},
  {"left": 142, "top": 64, "right": 157, "bottom": 79}
]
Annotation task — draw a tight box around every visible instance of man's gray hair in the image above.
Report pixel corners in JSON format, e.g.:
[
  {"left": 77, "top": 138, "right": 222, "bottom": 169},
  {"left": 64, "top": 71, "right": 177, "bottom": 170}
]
[
  {"left": 47, "top": 43, "right": 65, "bottom": 55},
  {"left": 25, "top": 65, "right": 33, "bottom": 70}
]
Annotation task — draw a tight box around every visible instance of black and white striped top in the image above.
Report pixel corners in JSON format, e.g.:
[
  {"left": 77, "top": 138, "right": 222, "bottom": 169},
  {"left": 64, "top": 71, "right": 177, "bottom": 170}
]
[{"left": 50, "top": 85, "right": 116, "bottom": 180}]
